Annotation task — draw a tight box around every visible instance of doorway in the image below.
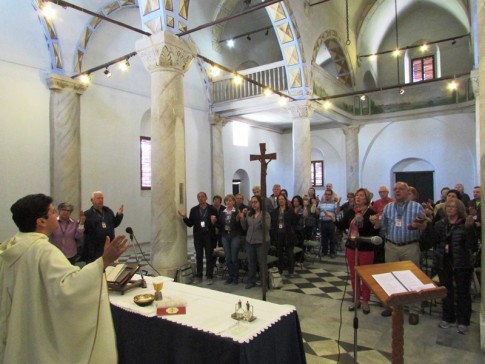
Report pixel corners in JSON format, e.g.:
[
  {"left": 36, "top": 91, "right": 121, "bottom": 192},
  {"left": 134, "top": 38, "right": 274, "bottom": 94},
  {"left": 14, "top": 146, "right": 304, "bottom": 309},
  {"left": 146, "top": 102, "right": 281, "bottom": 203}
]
[{"left": 395, "top": 171, "right": 434, "bottom": 203}]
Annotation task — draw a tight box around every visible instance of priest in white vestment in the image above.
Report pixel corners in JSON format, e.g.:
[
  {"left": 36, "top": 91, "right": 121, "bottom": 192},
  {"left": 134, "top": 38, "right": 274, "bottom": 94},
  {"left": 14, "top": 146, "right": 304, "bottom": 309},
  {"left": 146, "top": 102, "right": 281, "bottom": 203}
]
[{"left": 0, "top": 194, "right": 129, "bottom": 364}]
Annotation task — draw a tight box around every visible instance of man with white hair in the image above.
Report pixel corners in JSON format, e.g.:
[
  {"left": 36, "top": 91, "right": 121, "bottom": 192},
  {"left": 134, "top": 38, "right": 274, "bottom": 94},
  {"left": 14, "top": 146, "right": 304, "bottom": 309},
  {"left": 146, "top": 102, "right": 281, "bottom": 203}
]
[{"left": 84, "top": 191, "right": 124, "bottom": 263}]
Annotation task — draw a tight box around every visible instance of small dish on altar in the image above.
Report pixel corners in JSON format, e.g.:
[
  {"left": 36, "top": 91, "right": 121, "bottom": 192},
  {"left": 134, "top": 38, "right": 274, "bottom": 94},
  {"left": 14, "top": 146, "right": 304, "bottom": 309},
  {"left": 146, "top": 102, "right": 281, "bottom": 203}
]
[{"left": 134, "top": 294, "right": 155, "bottom": 307}]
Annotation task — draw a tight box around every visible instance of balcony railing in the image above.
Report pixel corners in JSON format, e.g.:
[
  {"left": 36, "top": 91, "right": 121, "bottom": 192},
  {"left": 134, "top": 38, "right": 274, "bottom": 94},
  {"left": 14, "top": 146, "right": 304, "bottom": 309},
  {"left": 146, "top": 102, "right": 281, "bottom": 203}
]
[
  {"left": 335, "top": 75, "right": 474, "bottom": 116},
  {"left": 211, "top": 61, "right": 287, "bottom": 103},
  {"left": 211, "top": 62, "right": 474, "bottom": 115}
]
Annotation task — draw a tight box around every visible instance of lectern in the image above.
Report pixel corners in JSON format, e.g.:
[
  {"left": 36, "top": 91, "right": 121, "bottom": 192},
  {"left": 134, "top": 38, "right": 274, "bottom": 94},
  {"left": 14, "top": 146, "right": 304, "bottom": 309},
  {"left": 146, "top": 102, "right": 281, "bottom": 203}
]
[{"left": 356, "top": 261, "right": 446, "bottom": 364}]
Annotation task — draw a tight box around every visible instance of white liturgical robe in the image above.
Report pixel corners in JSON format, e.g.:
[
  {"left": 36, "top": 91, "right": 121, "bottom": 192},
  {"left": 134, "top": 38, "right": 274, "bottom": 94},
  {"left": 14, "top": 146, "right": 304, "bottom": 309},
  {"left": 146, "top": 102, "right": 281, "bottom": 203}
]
[{"left": 0, "top": 232, "right": 117, "bottom": 364}]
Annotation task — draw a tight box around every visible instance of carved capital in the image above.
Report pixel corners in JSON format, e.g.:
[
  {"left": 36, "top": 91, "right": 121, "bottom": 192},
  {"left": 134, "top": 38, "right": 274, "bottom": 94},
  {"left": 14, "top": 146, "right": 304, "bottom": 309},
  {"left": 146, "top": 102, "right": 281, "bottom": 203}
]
[
  {"left": 287, "top": 100, "right": 315, "bottom": 119},
  {"left": 46, "top": 74, "right": 87, "bottom": 94},
  {"left": 209, "top": 113, "right": 228, "bottom": 127},
  {"left": 342, "top": 124, "right": 360, "bottom": 136},
  {"left": 136, "top": 31, "right": 195, "bottom": 74}
]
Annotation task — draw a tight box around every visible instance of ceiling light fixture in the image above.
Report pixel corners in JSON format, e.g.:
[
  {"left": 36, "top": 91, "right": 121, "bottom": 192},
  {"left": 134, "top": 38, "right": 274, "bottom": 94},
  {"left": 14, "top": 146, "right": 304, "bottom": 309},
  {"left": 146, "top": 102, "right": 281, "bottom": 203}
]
[
  {"left": 104, "top": 68, "right": 112, "bottom": 78},
  {"left": 399, "top": 88, "right": 405, "bottom": 95},
  {"left": 360, "top": 95, "right": 366, "bottom": 101},
  {"left": 323, "top": 101, "right": 332, "bottom": 109},
  {"left": 78, "top": 74, "right": 91, "bottom": 85},
  {"left": 226, "top": 39, "right": 235, "bottom": 48},
  {"left": 420, "top": 44, "right": 429, "bottom": 52},
  {"left": 392, "top": 49, "right": 401, "bottom": 57},
  {"left": 265, "top": 28, "right": 269, "bottom": 36},
  {"left": 263, "top": 88, "right": 272, "bottom": 96},
  {"left": 451, "top": 39, "right": 457, "bottom": 45},
  {"left": 247, "top": 34, "right": 251, "bottom": 41}
]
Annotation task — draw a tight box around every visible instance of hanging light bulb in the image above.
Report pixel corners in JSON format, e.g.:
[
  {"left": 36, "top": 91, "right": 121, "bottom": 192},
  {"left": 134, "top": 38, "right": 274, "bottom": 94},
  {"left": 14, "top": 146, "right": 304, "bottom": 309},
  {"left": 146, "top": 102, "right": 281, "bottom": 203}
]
[
  {"left": 420, "top": 44, "right": 429, "bottom": 52},
  {"left": 263, "top": 88, "right": 272, "bottom": 96},
  {"left": 399, "top": 88, "right": 405, "bottom": 95},
  {"left": 118, "top": 59, "right": 130, "bottom": 71},
  {"left": 104, "top": 68, "right": 112, "bottom": 78},
  {"left": 393, "top": 49, "right": 401, "bottom": 57},
  {"left": 360, "top": 95, "right": 366, "bottom": 101},
  {"left": 40, "top": 2, "right": 56, "bottom": 19},
  {"left": 369, "top": 54, "right": 377, "bottom": 61},
  {"left": 226, "top": 39, "right": 235, "bottom": 48},
  {"left": 323, "top": 101, "right": 332, "bottom": 109}
]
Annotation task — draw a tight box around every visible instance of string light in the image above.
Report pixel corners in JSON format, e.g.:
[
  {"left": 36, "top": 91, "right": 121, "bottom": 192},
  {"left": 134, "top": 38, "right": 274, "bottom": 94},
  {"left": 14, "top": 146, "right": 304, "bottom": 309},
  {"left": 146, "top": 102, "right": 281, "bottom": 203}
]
[
  {"left": 447, "top": 80, "right": 458, "bottom": 90},
  {"left": 210, "top": 66, "right": 221, "bottom": 77},
  {"left": 78, "top": 74, "right": 91, "bottom": 85},
  {"left": 233, "top": 74, "right": 243, "bottom": 85},
  {"left": 40, "top": 2, "right": 56, "bottom": 19}
]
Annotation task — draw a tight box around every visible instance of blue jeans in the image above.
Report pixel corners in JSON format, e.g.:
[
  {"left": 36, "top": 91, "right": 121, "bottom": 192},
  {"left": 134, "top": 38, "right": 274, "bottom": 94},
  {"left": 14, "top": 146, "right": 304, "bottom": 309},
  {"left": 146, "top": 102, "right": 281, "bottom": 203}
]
[
  {"left": 222, "top": 233, "right": 240, "bottom": 282},
  {"left": 320, "top": 221, "right": 335, "bottom": 255}
]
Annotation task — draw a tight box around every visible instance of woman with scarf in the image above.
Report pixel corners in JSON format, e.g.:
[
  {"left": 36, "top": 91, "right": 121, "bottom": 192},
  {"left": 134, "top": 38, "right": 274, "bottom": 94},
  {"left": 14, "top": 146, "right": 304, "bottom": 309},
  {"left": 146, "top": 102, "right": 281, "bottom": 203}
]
[{"left": 336, "top": 188, "right": 380, "bottom": 314}]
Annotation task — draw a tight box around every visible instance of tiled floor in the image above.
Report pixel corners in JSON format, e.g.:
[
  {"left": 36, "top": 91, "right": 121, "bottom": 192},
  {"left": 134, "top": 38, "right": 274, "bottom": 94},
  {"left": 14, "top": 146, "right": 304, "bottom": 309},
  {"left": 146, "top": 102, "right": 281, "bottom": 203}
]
[{"left": 119, "top": 242, "right": 483, "bottom": 364}]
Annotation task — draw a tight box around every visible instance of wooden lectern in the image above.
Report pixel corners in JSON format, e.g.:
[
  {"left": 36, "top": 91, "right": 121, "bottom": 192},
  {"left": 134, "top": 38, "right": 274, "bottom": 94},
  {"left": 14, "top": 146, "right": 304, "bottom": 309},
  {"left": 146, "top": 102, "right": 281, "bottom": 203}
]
[{"left": 356, "top": 261, "right": 446, "bottom": 364}]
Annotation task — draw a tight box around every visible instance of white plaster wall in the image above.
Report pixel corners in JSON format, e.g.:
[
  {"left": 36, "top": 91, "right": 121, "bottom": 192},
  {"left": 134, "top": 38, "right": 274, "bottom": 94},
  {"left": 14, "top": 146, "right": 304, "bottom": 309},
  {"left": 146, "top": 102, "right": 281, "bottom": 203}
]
[
  {"left": 222, "top": 123, "right": 285, "bottom": 201},
  {"left": 0, "top": 62, "right": 51, "bottom": 240},
  {"left": 360, "top": 114, "right": 477, "bottom": 199},
  {"left": 79, "top": 83, "right": 151, "bottom": 243}
]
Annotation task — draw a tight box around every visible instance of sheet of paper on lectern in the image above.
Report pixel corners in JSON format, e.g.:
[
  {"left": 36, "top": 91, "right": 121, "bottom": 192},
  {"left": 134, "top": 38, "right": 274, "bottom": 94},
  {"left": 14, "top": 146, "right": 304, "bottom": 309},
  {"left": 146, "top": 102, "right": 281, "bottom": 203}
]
[{"left": 372, "top": 270, "right": 435, "bottom": 296}]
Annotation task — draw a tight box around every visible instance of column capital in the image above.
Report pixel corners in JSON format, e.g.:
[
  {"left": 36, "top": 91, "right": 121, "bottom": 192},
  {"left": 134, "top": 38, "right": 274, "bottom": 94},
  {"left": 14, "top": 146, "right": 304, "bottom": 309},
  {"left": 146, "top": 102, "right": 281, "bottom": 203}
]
[
  {"left": 136, "top": 31, "right": 195, "bottom": 74},
  {"left": 470, "top": 68, "right": 479, "bottom": 96},
  {"left": 342, "top": 124, "right": 360, "bottom": 136},
  {"left": 287, "top": 100, "right": 315, "bottom": 119},
  {"left": 209, "top": 113, "right": 228, "bottom": 127},
  {"left": 46, "top": 74, "right": 87, "bottom": 94}
]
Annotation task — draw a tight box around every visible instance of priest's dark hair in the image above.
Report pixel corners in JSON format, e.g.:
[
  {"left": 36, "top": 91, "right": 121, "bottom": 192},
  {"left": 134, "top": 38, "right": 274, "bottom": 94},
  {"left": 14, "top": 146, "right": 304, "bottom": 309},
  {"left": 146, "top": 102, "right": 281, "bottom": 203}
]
[{"left": 11, "top": 194, "right": 53, "bottom": 232}]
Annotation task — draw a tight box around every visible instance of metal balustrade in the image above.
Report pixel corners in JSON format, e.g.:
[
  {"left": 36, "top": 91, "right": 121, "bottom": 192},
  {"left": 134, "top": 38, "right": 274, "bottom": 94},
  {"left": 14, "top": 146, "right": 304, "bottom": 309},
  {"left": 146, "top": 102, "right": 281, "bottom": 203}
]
[{"left": 211, "top": 63, "right": 474, "bottom": 117}]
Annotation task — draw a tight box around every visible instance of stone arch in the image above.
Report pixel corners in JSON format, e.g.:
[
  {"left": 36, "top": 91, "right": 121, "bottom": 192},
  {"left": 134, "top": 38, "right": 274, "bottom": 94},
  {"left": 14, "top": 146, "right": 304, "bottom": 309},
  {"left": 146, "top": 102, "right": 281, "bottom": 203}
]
[
  {"left": 391, "top": 158, "right": 435, "bottom": 173},
  {"left": 311, "top": 30, "right": 354, "bottom": 88},
  {"left": 362, "top": 70, "right": 376, "bottom": 89},
  {"left": 32, "top": 0, "right": 63, "bottom": 73},
  {"left": 232, "top": 169, "right": 250, "bottom": 202},
  {"left": 74, "top": 0, "right": 139, "bottom": 73},
  {"left": 211, "top": 0, "right": 310, "bottom": 99}
]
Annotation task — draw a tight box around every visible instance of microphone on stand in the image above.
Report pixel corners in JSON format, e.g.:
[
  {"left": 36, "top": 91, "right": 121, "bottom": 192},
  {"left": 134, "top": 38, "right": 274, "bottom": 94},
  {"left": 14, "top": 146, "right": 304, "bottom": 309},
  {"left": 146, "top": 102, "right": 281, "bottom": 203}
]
[
  {"left": 355, "top": 236, "right": 383, "bottom": 245},
  {"left": 125, "top": 227, "right": 147, "bottom": 288}
]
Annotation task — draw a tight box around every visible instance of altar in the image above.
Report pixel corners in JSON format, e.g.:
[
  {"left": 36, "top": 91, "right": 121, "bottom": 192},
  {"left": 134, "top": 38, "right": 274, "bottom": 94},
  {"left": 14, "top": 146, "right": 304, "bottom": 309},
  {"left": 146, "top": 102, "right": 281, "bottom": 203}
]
[{"left": 109, "top": 276, "right": 306, "bottom": 364}]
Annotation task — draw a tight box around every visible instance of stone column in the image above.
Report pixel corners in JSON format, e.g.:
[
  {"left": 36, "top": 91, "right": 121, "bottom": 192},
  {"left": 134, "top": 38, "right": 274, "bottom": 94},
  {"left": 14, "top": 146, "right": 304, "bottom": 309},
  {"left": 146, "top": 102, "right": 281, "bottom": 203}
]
[
  {"left": 46, "top": 74, "right": 87, "bottom": 217},
  {"left": 288, "top": 100, "right": 313, "bottom": 195},
  {"left": 342, "top": 125, "right": 360, "bottom": 194},
  {"left": 475, "top": 0, "right": 485, "bottom": 348},
  {"left": 136, "top": 31, "right": 195, "bottom": 276},
  {"left": 210, "top": 113, "right": 227, "bottom": 198}
]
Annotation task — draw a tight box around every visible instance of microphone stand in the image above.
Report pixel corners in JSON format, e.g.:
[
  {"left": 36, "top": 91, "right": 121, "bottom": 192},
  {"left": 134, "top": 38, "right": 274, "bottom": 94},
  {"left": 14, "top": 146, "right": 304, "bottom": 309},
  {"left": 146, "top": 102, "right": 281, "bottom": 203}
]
[
  {"left": 128, "top": 233, "right": 147, "bottom": 288},
  {"left": 352, "top": 238, "right": 360, "bottom": 364}
]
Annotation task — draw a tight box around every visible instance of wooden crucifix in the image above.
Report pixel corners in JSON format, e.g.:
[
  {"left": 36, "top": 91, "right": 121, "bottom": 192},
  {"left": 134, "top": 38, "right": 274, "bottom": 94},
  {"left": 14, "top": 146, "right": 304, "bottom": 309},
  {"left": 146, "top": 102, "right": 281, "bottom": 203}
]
[
  {"left": 250, "top": 143, "right": 277, "bottom": 197},
  {"left": 249, "top": 143, "right": 276, "bottom": 301}
]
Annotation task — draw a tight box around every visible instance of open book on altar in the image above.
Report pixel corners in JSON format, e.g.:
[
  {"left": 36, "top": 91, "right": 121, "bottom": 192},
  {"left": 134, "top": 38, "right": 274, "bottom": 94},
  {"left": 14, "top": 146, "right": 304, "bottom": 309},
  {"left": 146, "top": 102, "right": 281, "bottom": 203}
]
[{"left": 372, "top": 270, "right": 436, "bottom": 296}]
